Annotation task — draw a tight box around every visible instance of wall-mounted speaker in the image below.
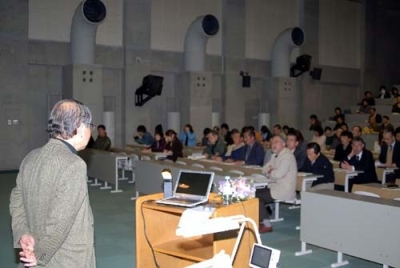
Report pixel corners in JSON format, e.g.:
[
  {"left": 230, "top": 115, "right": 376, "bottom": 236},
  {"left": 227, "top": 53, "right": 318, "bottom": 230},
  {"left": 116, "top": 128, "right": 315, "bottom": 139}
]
[{"left": 242, "top": 75, "right": 251, "bottom": 88}]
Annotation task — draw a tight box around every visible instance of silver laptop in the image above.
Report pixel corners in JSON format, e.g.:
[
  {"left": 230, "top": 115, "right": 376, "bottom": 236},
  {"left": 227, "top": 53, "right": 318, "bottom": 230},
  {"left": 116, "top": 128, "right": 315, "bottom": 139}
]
[{"left": 156, "top": 170, "right": 214, "bottom": 208}]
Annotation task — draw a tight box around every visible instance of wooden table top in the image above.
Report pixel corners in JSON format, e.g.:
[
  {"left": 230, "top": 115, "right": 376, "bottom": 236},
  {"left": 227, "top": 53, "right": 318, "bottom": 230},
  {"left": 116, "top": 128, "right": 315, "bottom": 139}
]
[{"left": 352, "top": 183, "right": 400, "bottom": 200}]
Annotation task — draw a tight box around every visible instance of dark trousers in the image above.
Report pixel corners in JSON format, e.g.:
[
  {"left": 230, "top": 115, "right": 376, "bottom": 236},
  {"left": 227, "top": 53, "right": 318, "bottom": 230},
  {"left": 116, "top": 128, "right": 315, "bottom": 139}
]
[{"left": 256, "top": 187, "right": 275, "bottom": 221}]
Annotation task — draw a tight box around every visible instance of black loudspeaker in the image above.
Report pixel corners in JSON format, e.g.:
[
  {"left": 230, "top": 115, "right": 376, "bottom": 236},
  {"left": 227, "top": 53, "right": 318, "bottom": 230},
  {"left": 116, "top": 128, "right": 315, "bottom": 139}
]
[
  {"left": 310, "top": 68, "right": 322, "bottom": 80},
  {"left": 242, "top": 75, "right": 251, "bottom": 88},
  {"left": 135, "top": 75, "right": 164, "bottom": 106},
  {"left": 143, "top": 75, "right": 163, "bottom": 96},
  {"left": 295, "top": 55, "right": 312, "bottom": 72},
  {"left": 291, "top": 54, "right": 312, "bottom": 77}
]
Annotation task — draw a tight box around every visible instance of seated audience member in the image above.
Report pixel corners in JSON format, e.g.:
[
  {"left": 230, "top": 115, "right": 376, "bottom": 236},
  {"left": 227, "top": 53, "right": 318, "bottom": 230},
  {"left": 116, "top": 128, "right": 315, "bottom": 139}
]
[
  {"left": 286, "top": 131, "right": 306, "bottom": 171},
  {"left": 164, "top": 129, "right": 183, "bottom": 162},
  {"left": 94, "top": 124, "right": 111, "bottom": 151},
  {"left": 334, "top": 131, "right": 353, "bottom": 161},
  {"left": 391, "top": 87, "right": 399, "bottom": 98},
  {"left": 330, "top": 128, "right": 343, "bottom": 150},
  {"left": 224, "top": 129, "right": 244, "bottom": 158},
  {"left": 367, "top": 115, "right": 380, "bottom": 133},
  {"left": 155, "top": 124, "right": 163, "bottom": 136},
  {"left": 179, "top": 124, "right": 197, "bottom": 147},
  {"left": 257, "top": 135, "right": 297, "bottom": 233},
  {"left": 333, "top": 116, "right": 346, "bottom": 131},
  {"left": 296, "top": 129, "right": 307, "bottom": 151},
  {"left": 332, "top": 107, "right": 345, "bottom": 122},
  {"left": 203, "top": 130, "right": 226, "bottom": 159},
  {"left": 260, "top": 125, "right": 272, "bottom": 143},
  {"left": 302, "top": 143, "right": 335, "bottom": 190},
  {"left": 380, "top": 116, "right": 394, "bottom": 131},
  {"left": 339, "top": 137, "right": 378, "bottom": 191},
  {"left": 340, "top": 123, "right": 349, "bottom": 132},
  {"left": 225, "top": 128, "right": 264, "bottom": 166},
  {"left": 134, "top": 125, "right": 154, "bottom": 145},
  {"left": 374, "top": 131, "right": 384, "bottom": 153},
  {"left": 311, "top": 125, "right": 326, "bottom": 150},
  {"left": 392, "top": 95, "right": 400, "bottom": 113},
  {"left": 220, "top": 123, "right": 233, "bottom": 145},
  {"left": 282, "top": 125, "right": 290, "bottom": 136},
  {"left": 358, "top": 99, "right": 371, "bottom": 114},
  {"left": 351, "top": 125, "right": 362, "bottom": 138},
  {"left": 324, "top": 126, "right": 333, "bottom": 146},
  {"left": 378, "top": 129, "right": 400, "bottom": 183},
  {"left": 200, "top": 128, "right": 211, "bottom": 146},
  {"left": 213, "top": 125, "right": 220, "bottom": 133},
  {"left": 395, "top": 127, "right": 400, "bottom": 142},
  {"left": 143, "top": 131, "right": 166, "bottom": 153},
  {"left": 272, "top": 124, "right": 285, "bottom": 139},
  {"left": 377, "top": 85, "right": 390, "bottom": 99},
  {"left": 363, "top": 91, "right": 375, "bottom": 106},
  {"left": 309, "top": 114, "right": 322, "bottom": 131},
  {"left": 369, "top": 107, "right": 382, "bottom": 124}
]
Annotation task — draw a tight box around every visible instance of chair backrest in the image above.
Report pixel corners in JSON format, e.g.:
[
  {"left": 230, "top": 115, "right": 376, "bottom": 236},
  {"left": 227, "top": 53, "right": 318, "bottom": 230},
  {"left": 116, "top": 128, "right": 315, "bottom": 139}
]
[
  {"left": 209, "top": 166, "right": 223, "bottom": 172},
  {"left": 229, "top": 170, "right": 245, "bottom": 176},
  {"left": 130, "top": 154, "right": 139, "bottom": 161},
  {"left": 394, "top": 198, "right": 400, "bottom": 201},
  {"left": 175, "top": 161, "right": 187, "bottom": 165},
  {"left": 141, "top": 155, "right": 151, "bottom": 161},
  {"left": 191, "top": 163, "right": 205, "bottom": 168},
  {"left": 354, "top": 191, "right": 380, "bottom": 198},
  {"left": 164, "top": 159, "right": 174, "bottom": 163}
]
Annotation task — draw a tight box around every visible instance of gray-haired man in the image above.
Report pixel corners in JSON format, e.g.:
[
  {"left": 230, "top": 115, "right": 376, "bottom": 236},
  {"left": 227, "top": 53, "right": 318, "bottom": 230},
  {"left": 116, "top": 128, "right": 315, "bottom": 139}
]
[{"left": 10, "top": 99, "right": 96, "bottom": 267}]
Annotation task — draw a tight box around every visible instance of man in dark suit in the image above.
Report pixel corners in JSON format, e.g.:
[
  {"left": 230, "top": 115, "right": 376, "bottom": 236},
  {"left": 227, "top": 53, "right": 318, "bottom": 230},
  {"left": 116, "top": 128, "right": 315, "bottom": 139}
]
[
  {"left": 286, "top": 131, "right": 306, "bottom": 171},
  {"left": 340, "top": 137, "right": 378, "bottom": 192},
  {"left": 378, "top": 129, "right": 400, "bottom": 182},
  {"left": 228, "top": 128, "right": 264, "bottom": 166},
  {"left": 334, "top": 131, "right": 353, "bottom": 162},
  {"left": 369, "top": 107, "right": 382, "bottom": 124},
  {"left": 302, "top": 142, "right": 335, "bottom": 189}
]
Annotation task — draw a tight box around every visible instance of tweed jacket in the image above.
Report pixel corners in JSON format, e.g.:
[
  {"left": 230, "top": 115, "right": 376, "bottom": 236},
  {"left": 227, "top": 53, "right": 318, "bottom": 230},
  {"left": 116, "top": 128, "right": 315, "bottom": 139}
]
[
  {"left": 10, "top": 138, "right": 95, "bottom": 268},
  {"left": 263, "top": 147, "right": 297, "bottom": 201}
]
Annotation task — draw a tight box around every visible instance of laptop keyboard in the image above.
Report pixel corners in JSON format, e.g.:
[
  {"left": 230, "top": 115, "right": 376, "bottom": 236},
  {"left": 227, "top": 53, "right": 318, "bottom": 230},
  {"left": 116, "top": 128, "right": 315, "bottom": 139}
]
[{"left": 167, "top": 197, "right": 198, "bottom": 204}]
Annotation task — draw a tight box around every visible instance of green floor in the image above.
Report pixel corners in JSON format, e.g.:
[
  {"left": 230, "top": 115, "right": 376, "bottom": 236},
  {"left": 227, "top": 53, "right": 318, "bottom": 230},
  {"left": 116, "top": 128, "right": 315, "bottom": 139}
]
[{"left": 0, "top": 172, "right": 381, "bottom": 268}]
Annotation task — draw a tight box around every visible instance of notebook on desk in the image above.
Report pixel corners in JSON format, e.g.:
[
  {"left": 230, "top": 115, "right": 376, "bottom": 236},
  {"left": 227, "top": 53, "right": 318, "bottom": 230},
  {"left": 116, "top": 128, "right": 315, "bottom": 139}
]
[{"left": 156, "top": 170, "right": 214, "bottom": 207}]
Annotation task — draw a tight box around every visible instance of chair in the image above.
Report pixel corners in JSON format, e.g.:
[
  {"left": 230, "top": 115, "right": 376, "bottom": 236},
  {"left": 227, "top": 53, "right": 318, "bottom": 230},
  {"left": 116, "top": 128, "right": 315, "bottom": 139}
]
[
  {"left": 141, "top": 155, "right": 151, "bottom": 160},
  {"left": 118, "top": 154, "right": 139, "bottom": 183},
  {"left": 354, "top": 191, "right": 380, "bottom": 198},
  {"left": 191, "top": 163, "right": 205, "bottom": 168},
  {"left": 209, "top": 166, "right": 223, "bottom": 172},
  {"left": 394, "top": 198, "right": 400, "bottom": 201},
  {"left": 175, "top": 161, "right": 187, "bottom": 165},
  {"left": 164, "top": 159, "right": 174, "bottom": 163},
  {"left": 229, "top": 170, "right": 245, "bottom": 176}
]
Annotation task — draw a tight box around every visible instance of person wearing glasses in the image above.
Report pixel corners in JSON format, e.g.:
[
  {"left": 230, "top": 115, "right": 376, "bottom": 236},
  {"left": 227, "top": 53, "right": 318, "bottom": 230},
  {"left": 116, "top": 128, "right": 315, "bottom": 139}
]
[{"left": 10, "top": 99, "right": 96, "bottom": 268}]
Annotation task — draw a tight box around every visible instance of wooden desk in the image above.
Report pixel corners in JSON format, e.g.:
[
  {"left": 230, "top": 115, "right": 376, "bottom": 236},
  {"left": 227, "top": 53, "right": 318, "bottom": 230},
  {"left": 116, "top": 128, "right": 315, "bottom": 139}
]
[
  {"left": 179, "top": 157, "right": 264, "bottom": 177},
  {"left": 352, "top": 183, "right": 400, "bottom": 199},
  {"left": 334, "top": 168, "right": 364, "bottom": 192},
  {"left": 135, "top": 193, "right": 259, "bottom": 268}
]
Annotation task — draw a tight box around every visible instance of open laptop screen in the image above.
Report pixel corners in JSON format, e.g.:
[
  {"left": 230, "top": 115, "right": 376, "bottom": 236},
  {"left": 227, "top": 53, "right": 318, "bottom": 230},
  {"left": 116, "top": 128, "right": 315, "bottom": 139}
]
[
  {"left": 250, "top": 244, "right": 272, "bottom": 268},
  {"left": 175, "top": 171, "right": 213, "bottom": 196}
]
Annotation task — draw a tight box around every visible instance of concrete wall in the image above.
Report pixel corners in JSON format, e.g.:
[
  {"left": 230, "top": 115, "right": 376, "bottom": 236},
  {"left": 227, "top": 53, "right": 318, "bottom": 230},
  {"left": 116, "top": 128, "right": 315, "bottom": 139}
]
[{"left": 1, "top": 0, "right": 398, "bottom": 169}]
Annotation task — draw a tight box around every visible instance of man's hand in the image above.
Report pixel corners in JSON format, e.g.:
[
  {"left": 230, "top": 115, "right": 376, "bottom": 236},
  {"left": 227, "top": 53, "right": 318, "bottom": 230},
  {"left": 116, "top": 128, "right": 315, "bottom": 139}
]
[
  {"left": 19, "top": 234, "right": 37, "bottom": 267},
  {"left": 213, "top": 156, "right": 223, "bottom": 162},
  {"left": 341, "top": 161, "right": 352, "bottom": 171}
]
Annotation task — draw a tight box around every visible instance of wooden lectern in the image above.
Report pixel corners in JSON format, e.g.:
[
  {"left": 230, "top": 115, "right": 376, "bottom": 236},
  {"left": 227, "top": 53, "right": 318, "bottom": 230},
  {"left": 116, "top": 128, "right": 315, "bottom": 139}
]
[{"left": 135, "top": 193, "right": 259, "bottom": 268}]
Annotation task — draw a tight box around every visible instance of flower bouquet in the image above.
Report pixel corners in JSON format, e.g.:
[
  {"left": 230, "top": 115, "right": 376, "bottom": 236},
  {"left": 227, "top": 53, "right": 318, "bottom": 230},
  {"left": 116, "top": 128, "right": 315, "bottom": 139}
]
[{"left": 218, "top": 176, "right": 256, "bottom": 205}]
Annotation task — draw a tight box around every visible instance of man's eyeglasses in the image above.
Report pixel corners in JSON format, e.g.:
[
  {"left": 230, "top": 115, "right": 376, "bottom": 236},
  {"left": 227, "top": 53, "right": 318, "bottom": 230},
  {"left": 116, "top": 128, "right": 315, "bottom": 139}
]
[{"left": 87, "top": 123, "right": 96, "bottom": 130}]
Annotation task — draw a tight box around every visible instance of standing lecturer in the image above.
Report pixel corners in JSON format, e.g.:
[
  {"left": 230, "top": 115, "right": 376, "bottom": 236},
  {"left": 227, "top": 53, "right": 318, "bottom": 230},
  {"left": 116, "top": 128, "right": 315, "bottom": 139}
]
[{"left": 9, "top": 99, "right": 96, "bottom": 267}]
